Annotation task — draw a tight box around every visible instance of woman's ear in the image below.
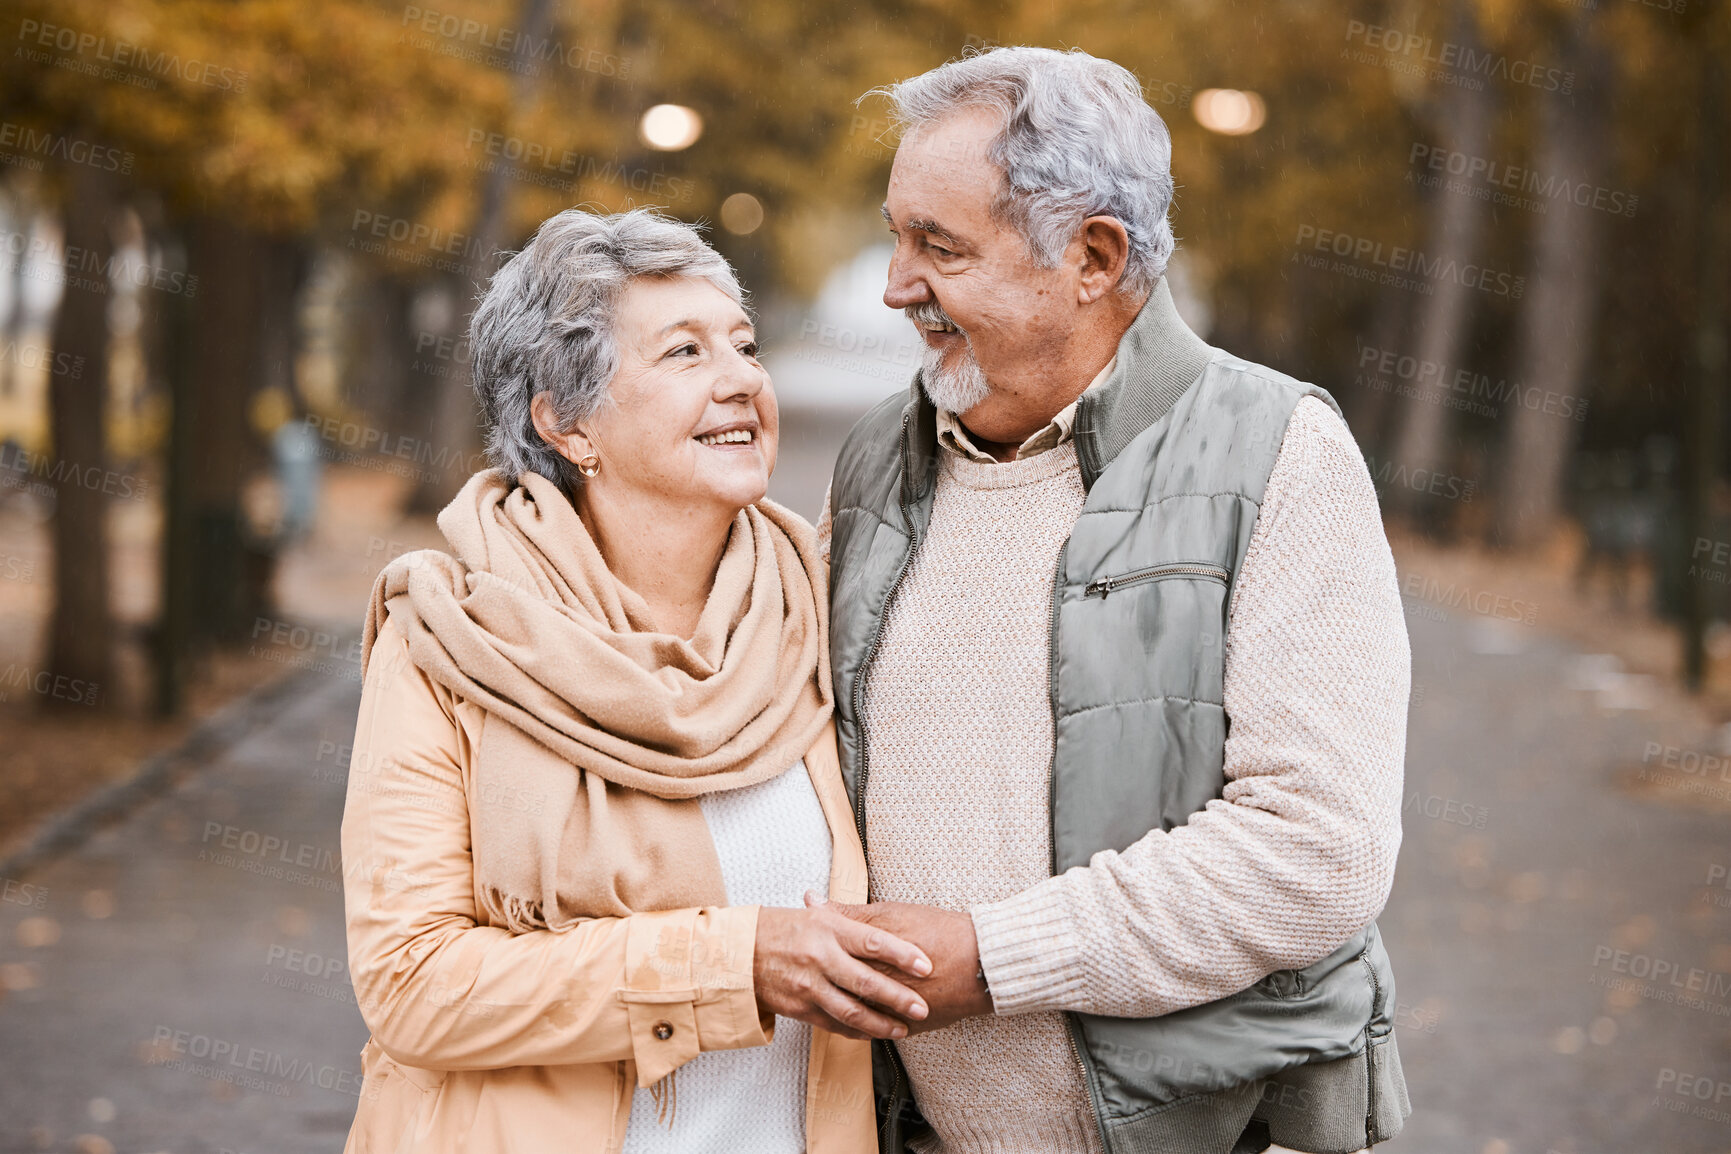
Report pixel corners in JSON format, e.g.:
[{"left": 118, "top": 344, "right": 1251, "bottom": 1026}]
[{"left": 531, "top": 391, "right": 593, "bottom": 467}]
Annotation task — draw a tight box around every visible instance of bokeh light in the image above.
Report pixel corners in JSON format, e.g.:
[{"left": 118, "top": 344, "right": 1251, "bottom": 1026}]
[
  {"left": 639, "top": 104, "right": 704, "bottom": 150},
  {"left": 1192, "top": 88, "right": 1267, "bottom": 135},
  {"left": 720, "top": 193, "right": 765, "bottom": 235}
]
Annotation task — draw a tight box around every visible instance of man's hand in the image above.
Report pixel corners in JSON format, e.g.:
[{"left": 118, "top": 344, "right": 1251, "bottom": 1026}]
[
  {"left": 807, "top": 894, "right": 993, "bottom": 1034},
  {"left": 753, "top": 903, "right": 932, "bottom": 1042}
]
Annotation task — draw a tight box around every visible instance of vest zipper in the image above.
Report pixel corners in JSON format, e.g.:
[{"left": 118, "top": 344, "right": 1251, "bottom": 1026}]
[
  {"left": 849, "top": 409, "right": 919, "bottom": 1154},
  {"left": 1047, "top": 540, "right": 1109, "bottom": 1151},
  {"left": 1359, "top": 943, "right": 1382, "bottom": 1146},
  {"left": 877, "top": 1041, "right": 908, "bottom": 1154},
  {"left": 1084, "top": 561, "right": 1228, "bottom": 598}
]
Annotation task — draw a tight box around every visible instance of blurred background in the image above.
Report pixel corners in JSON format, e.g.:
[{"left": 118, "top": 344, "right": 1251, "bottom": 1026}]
[{"left": 0, "top": 0, "right": 1728, "bottom": 1151}]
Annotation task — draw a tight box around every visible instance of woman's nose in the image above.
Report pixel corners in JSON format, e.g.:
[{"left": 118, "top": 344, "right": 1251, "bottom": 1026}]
[{"left": 717, "top": 347, "right": 766, "bottom": 400}]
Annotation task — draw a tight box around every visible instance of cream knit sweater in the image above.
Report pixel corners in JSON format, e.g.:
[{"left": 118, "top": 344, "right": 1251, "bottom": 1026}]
[{"left": 816, "top": 396, "right": 1408, "bottom": 1154}]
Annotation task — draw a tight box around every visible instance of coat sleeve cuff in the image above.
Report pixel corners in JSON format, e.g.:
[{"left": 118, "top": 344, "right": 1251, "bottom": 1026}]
[
  {"left": 970, "top": 877, "right": 1089, "bottom": 1015},
  {"left": 621, "top": 905, "right": 771, "bottom": 1086}
]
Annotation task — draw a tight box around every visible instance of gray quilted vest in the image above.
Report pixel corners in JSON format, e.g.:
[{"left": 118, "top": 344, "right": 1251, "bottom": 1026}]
[{"left": 825, "top": 281, "right": 1411, "bottom": 1154}]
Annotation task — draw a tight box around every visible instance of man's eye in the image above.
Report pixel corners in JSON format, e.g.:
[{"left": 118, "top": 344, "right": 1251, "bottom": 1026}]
[{"left": 928, "top": 240, "right": 954, "bottom": 257}]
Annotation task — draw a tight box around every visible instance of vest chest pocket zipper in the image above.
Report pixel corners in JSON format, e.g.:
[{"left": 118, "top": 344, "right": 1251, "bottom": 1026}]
[{"left": 1084, "top": 562, "right": 1229, "bottom": 598}]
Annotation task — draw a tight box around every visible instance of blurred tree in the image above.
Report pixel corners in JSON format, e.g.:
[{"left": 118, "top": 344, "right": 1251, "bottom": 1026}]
[
  {"left": 45, "top": 155, "right": 120, "bottom": 709},
  {"left": 0, "top": 0, "right": 1723, "bottom": 708},
  {"left": 408, "top": 0, "right": 556, "bottom": 512},
  {"left": 1493, "top": 2, "right": 1613, "bottom": 547},
  {"left": 0, "top": 0, "right": 519, "bottom": 708},
  {"left": 1389, "top": 0, "right": 1496, "bottom": 524}
]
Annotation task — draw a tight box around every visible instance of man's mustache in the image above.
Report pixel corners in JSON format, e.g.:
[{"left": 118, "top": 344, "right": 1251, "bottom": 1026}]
[{"left": 904, "top": 301, "right": 966, "bottom": 338}]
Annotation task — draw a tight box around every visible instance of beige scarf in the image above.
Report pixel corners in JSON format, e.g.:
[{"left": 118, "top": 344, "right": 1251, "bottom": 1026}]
[{"left": 363, "top": 469, "right": 832, "bottom": 933}]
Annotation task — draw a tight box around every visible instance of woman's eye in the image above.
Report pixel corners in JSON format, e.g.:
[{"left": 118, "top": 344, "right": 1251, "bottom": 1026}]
[
  {"left": 667, "top": 342, "right": 699, "bottom": 358},
  {"left": 738, "top": 341, "right": 760, "bottom": 358}
]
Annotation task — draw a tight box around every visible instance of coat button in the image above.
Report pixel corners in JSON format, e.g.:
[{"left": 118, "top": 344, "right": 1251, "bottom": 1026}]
[{"left": 652, "top": 1020, "right": 674, "bottom": 1041}]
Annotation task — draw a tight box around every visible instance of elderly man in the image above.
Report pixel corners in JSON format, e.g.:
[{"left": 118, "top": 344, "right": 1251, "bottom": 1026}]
[{"left": 815, "top": 47, "right": 1412, "bottom": 1154}]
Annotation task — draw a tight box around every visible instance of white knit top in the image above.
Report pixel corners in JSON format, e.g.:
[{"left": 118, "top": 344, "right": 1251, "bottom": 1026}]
[
  {"left": 622, "top": 760, "right": 833, "bottom": 1154},
  {"left": 818, "top": 396, "right": 1409, "bottom": 1154}
]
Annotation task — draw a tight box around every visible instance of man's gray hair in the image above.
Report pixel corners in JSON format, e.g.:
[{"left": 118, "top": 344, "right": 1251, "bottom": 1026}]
[
  {"left": 872, "top": 46, "right": 1176, "bottom": 299},
  {"left": 468, "top": 207, "right": 744, "bottom": 492}
]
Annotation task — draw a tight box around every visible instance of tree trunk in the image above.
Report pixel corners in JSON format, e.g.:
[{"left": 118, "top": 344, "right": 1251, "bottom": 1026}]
[
  {"left": 153, "top": 241, "right": 195, "bottom": 717},
  {"left": 1492, "top": 12, "right": 1614, "bottom": 549},
  {"left": 407, "top": 0, "right": 556, "bottom": 512},
  {"left": 1681, "top": 39, "right": 1727, "bottom": 688},
  {"left": 1388, "top": 0, "right": 1496, "bottom": 525},
  {"left": 44, "top": 157, "right": 119, "bottom": 710},
  {"left": 184, "top": 216, "right": 264, "bottom": 642}
]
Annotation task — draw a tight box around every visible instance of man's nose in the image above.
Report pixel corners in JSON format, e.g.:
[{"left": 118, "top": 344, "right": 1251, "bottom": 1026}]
[{"left": 882, "top": 246, "right": 929, "bottom": 310}]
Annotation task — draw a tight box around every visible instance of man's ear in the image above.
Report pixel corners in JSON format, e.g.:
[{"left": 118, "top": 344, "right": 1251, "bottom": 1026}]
[
  {"left": 1076, "top": 215, "right": 1131, "bottom": 304},
  {"left": 530, "top": 391, "right": 593, "bottom": 467}
]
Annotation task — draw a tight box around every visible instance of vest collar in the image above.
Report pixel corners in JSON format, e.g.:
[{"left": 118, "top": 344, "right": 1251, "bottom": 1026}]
[
  {"left": 1072, "top": 276, "right": 1215, "bottom": 489},
  {"left": 902, "top": 276, "right": 1214, "bottom": 502}
]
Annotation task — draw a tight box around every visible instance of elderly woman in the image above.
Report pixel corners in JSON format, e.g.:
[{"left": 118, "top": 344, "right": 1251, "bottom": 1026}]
[{"left": 340, "top": 208, "right": 931, "bottom": 1154}]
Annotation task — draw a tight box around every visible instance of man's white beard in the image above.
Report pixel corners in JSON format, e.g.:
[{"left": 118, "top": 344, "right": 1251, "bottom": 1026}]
[{"left": 919, "top": 338, "right": 991, "bottom": 414}]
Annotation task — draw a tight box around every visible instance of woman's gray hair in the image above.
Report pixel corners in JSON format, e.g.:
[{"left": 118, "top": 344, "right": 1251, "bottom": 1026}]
[
  {"left": 468, "top": 207, "right": 744, "bottom": 492},
  {"left": 869, "top": 46, "right": 1176, "bottom": 300}
]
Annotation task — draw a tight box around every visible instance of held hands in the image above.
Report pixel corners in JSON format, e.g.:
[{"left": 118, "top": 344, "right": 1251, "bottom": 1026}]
[
  {"left": 752, "top": 899, "right": 933, "bottom": 1042},
  {"left": 804, "top": 894, "right": 994, "bottom": 1035}
]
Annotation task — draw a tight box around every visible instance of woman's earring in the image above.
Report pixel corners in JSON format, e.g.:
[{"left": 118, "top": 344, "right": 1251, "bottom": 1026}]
[{"left": 577, "top": 454, "right": 601, "bottom": 478}]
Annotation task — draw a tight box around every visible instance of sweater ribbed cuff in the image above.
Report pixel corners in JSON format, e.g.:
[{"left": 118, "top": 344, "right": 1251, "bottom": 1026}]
[{"left": 970, "top": 877, "right": 1089, "bottom": 1015}]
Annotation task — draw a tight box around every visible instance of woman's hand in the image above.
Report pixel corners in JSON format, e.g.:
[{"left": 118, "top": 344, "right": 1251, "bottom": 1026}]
[{"left": 753, "top": 897, "right": 933, "bottom": 1041}]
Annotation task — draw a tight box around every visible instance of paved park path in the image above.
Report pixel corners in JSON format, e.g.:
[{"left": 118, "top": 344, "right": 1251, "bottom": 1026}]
[{"left": 2, "top": 562, "right": 1730, "bottom": 1154}]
